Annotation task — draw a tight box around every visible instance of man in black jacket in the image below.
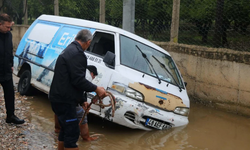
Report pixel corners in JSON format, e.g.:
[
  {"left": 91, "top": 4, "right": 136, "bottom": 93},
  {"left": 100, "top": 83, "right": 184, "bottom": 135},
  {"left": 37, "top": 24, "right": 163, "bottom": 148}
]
[
  {"left": 0, "top": 13, "right": 25, "bottom": 124},
  {"left": 49, "top": 29, "right": 106, "bottom": 150},
  {"left": 54, "top": 65, "right": 100, "bottom": 141}
]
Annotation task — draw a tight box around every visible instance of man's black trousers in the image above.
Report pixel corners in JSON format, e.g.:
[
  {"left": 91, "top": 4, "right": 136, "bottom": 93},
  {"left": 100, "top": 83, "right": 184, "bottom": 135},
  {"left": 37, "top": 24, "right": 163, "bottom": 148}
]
[
  {"left": 0, "top": 78, "right": 15, "bottom": 117},
  {"left": 51, "top": 102, "right": 80, "bottom": 148}
]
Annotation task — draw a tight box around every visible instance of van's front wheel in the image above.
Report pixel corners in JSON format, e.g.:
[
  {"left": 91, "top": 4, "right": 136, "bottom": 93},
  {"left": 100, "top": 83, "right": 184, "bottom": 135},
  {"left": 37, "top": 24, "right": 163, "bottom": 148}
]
[{"left": 18, "top": 70, "right": 34, "bottom": 95}]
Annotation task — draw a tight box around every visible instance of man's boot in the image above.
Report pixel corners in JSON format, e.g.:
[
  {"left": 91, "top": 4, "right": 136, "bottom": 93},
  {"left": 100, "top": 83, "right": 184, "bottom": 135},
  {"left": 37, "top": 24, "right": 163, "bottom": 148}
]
[{"left": 6, "top": 115, "right": 25, "bottom": 124}]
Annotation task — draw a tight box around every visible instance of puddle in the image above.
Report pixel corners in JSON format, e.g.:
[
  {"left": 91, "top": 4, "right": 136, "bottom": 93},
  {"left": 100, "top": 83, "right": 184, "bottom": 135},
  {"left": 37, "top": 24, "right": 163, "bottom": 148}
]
[{"left": 8, "top": 91, "right": 250, "bottom": 150}]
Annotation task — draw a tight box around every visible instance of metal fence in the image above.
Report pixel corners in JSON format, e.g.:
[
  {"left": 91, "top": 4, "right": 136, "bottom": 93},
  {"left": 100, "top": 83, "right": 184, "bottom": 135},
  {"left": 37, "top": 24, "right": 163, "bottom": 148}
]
[
  {"left": 2, "top": 0, "right": 250, "bottom": 52},
  {"left": 178, "top": 0, "right": 250, "bottom": 51}
]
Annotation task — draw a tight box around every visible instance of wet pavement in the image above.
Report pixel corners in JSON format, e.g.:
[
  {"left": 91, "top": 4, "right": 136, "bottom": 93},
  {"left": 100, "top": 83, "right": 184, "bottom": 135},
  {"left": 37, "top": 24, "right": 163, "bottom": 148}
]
[{"left": 1, "top": 76, "right": 250, "bottom": 150}]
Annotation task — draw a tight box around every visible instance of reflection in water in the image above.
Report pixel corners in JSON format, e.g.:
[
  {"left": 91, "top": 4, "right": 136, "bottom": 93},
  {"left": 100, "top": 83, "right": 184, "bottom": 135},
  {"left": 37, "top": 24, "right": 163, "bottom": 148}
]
[
  {"left": 78, "top": 123, "right": 187, "bottom": 150},
  {"left": 28, "top": 93, "right": 250, "bottom": 150}
]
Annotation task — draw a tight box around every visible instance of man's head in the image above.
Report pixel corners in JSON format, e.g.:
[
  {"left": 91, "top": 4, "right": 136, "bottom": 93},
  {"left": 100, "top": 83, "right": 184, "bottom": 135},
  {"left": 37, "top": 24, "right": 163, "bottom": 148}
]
[
  {"left": 87, "top": 65, "right": 98, "bottom": 79},
  {"left": 0, "top": 13, "right": 12, "bottom": 33},
  {"left": 75, "top": 29, "right": 93, "bottom": 51}
]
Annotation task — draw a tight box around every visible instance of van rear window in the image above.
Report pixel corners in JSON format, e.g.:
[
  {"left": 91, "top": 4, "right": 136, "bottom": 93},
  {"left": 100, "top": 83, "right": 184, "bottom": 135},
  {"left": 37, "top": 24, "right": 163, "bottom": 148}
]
[{"left": 28, "top": 23, "right": 59, "bottom": 44}]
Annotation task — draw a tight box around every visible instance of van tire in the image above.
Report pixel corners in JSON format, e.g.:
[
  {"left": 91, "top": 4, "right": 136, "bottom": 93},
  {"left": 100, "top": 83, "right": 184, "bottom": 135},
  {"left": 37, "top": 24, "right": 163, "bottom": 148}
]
[{"left": 18, "top": 70, "right": 34, "bottom": 95}]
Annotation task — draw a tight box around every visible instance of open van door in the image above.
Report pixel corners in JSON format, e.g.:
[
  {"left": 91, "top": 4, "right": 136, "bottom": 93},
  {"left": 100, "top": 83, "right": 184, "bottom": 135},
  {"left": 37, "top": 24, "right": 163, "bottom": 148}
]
[{"left": 85, "top": 31, "right": 116, "bottom": 114}]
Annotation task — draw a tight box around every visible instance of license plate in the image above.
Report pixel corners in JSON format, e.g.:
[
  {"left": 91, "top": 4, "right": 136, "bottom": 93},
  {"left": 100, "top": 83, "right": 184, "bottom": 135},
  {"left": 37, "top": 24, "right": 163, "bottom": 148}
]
[{"left": 145, "top": 118, "right": 171, "bottom": 130}]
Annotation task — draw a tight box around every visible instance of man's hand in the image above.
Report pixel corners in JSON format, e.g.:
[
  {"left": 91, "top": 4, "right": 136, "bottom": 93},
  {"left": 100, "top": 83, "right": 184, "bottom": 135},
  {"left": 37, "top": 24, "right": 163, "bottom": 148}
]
[
  {"left": 11, "top": 67, "right": 13, "bottom": 72},
  {"left": 83, "top": 102, "right": 90, "bottom": 112},
  {"left": 95, "top": 86, "right": 107, "bottom": 99}
]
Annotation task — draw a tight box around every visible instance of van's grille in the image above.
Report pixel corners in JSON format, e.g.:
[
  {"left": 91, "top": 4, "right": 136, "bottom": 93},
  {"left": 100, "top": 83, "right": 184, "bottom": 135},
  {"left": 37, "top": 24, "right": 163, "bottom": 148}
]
[{"left": 124, "top": 112, "right": 135, "bottom": 123}]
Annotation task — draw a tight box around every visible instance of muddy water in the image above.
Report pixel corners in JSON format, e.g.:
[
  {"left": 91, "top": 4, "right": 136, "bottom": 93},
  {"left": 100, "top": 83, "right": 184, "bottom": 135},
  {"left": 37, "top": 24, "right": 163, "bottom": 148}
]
[{"left": 28, "top": 92, "right": 250, "bottom": 150}]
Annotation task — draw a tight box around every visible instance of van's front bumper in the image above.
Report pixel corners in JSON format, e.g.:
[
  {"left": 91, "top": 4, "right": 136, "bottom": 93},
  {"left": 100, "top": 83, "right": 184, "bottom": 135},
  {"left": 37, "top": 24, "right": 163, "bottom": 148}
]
[{"left": 96, "top": 92, "right": 189, "bottom": 131}]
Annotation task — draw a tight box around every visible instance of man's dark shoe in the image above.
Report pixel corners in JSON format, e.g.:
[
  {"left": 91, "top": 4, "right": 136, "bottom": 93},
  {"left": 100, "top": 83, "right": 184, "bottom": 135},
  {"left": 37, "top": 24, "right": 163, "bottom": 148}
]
[{"left": 6, "top": 115, "right": 25, "bottom": 124}]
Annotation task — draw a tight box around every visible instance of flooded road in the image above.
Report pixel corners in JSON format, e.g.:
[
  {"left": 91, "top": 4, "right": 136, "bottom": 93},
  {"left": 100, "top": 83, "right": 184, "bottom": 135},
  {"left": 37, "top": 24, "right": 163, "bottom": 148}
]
[{"left": 28, "top": 92, "right": 250, "bottom": 150}]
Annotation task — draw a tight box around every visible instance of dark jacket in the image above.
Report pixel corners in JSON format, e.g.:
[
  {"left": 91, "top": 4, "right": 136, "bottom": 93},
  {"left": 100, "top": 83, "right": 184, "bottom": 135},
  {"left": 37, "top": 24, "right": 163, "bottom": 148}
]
[
  {"left": 49, "top": 41, "right": 97, "bottom": 104},
  {"left": 0, "top": 31, "right": 13, "bottom": 82}
]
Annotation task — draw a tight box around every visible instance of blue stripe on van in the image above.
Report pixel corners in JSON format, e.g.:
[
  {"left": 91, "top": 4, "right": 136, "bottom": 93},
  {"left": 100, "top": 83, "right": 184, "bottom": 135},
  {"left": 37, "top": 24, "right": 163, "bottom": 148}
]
[
  {"left": 156, "top": 95, "right": 167, "bottom": 100},
  {"left": 156, "top": 88, "right": 168, "bottom": 94},
  {"left": 66, "top": 118, "right": 77, "bottom": 122}
]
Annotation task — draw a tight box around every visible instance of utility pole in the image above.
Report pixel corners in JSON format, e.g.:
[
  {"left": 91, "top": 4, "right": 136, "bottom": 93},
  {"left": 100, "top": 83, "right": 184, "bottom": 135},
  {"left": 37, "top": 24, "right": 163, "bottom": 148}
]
[
  {"left": 99, "top": 0, "right": 105, "bottom": 23},
  {"left": 170, "top": 0, "right": 180, "bottom": 43},
  {"left": 54, "top": 0, "right": 59, "bottom": 16},
  {"left": 23, "top": 0, "right": 28, "bottom": 25},
  {"left": 122, "top": 0, "right": 135, "bottom": 33}
]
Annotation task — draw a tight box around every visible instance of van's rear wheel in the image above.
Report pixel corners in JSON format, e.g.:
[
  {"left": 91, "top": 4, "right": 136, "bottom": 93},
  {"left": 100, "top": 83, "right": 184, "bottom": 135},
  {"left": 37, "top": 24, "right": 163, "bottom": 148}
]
[{"left": 18, "top": 70, "right": 34, "bottom": 95}]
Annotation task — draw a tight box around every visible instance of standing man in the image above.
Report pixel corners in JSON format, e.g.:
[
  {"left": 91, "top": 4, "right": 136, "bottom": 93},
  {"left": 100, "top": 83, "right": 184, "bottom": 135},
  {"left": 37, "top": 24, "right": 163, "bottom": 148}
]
[
  {"left": 49, "top": 29, "right": 106, "bottom": 150},
  {"left": 0, "top": 13, "right": 25, "bottom": 124},
  {"left": 54, "top": 65, "right": 100, "bottom": 141}
]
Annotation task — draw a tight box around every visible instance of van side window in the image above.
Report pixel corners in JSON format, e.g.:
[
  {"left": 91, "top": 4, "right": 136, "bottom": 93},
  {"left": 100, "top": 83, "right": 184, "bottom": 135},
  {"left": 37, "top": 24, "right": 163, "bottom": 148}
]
[
  {"left": 28, "top": 23, "right": 59, "bottom": 44},
  {"left": 87, "top": 32, "right": 115, "bottom": 57}
]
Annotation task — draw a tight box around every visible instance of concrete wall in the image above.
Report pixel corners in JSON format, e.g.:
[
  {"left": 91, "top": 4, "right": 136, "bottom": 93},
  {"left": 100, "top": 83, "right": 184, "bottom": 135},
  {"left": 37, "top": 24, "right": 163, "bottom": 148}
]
[
  {"left": 11, "top": 25, "right": 250, "bottom": 116},
  {"left": 11, "top": 25, "right": 30, "bottom": 50},
  {"left": 154, "top": 42, "right": 250, "bottom": 116}
]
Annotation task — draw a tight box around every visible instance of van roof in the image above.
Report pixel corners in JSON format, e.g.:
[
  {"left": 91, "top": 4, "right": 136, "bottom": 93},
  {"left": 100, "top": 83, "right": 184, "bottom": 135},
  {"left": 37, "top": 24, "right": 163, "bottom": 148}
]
[{"left": 38, "top": 14, "right": 170, "bottom": 55}]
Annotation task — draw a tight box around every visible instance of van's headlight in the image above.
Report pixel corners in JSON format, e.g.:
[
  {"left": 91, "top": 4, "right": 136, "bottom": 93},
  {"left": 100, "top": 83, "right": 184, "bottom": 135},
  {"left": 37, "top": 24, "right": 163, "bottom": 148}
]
[
  {"left": 125, "top": 88, "right": 143, "bottom": 101},
  {"left": 174, "top": 107, "right": 189, "bottom": 116},
  {"left": 111, "top": 82, "right": 144, "bottom": 101}
]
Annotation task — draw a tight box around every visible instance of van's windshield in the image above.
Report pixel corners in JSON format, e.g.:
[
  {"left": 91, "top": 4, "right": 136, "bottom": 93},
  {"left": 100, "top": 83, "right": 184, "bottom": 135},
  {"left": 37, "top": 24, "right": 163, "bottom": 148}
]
[{"left": 120, "top": 35, "right": 184, "bottom": 88}]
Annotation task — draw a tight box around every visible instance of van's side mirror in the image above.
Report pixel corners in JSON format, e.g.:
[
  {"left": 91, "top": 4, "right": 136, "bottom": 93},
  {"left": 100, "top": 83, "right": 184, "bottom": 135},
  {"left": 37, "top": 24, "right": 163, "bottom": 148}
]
[{"left": 103, "top": 51, "right": 115, "bottom": 69}]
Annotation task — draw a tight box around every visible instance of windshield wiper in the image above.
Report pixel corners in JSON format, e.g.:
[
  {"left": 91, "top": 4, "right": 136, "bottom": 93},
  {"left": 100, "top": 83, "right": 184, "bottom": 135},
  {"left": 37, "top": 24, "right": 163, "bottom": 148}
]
[
  {"left": 152, "top": 55, "right": 182, "bottom": 92},
  {"left": 136, "top": 45, "right": 161, "bottom": 84}
]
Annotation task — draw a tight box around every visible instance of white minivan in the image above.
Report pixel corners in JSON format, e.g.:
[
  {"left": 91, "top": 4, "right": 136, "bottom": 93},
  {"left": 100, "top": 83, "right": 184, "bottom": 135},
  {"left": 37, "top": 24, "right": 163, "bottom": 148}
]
[{"left": 13, "top": 15, "right": 190, "bottom": 130}]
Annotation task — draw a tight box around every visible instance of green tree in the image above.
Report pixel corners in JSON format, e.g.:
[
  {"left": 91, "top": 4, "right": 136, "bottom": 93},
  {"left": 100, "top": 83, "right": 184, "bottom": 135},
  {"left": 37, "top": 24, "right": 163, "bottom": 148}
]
[
  {"left": 74, "top": 0, "right": 99, "bottom": 21},
  {"left": 134, "top": 0, "right": 148, "bottom": 36},
  {"left": 58, "top": 0, "right": 79, "bottom": 18},
  {"left": 106, "top": 0, "right": 123, "bottom": 27},
  {"left": 147, "top": 0, "right": 172, "bottom": 32},
  {"left": 224, "top": 0, "right": 250, "bottom": 33},
  {"left": 136, "top": 0, "right": 172, "bottom": 40},
  {"left": 213, "top": 0, "right": 226, "bottom": 47},
  {"left": 184, "top": 0, "right": 216, "bottom": 43},
  {"left": 28, "top": 0, "right": 53, "bottom": 19},
  {"left": 1, "top": 0, "right": 28, "bottom": 24},
  {"left": 28, "top": 0, "right": 99, "bottom": 23}
]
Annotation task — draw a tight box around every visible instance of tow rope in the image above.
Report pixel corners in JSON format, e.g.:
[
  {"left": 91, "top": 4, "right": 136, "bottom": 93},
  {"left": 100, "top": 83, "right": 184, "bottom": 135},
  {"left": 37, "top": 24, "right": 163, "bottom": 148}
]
[{"left": 79, "top": 91, "right": 116, "bottom": 125}]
